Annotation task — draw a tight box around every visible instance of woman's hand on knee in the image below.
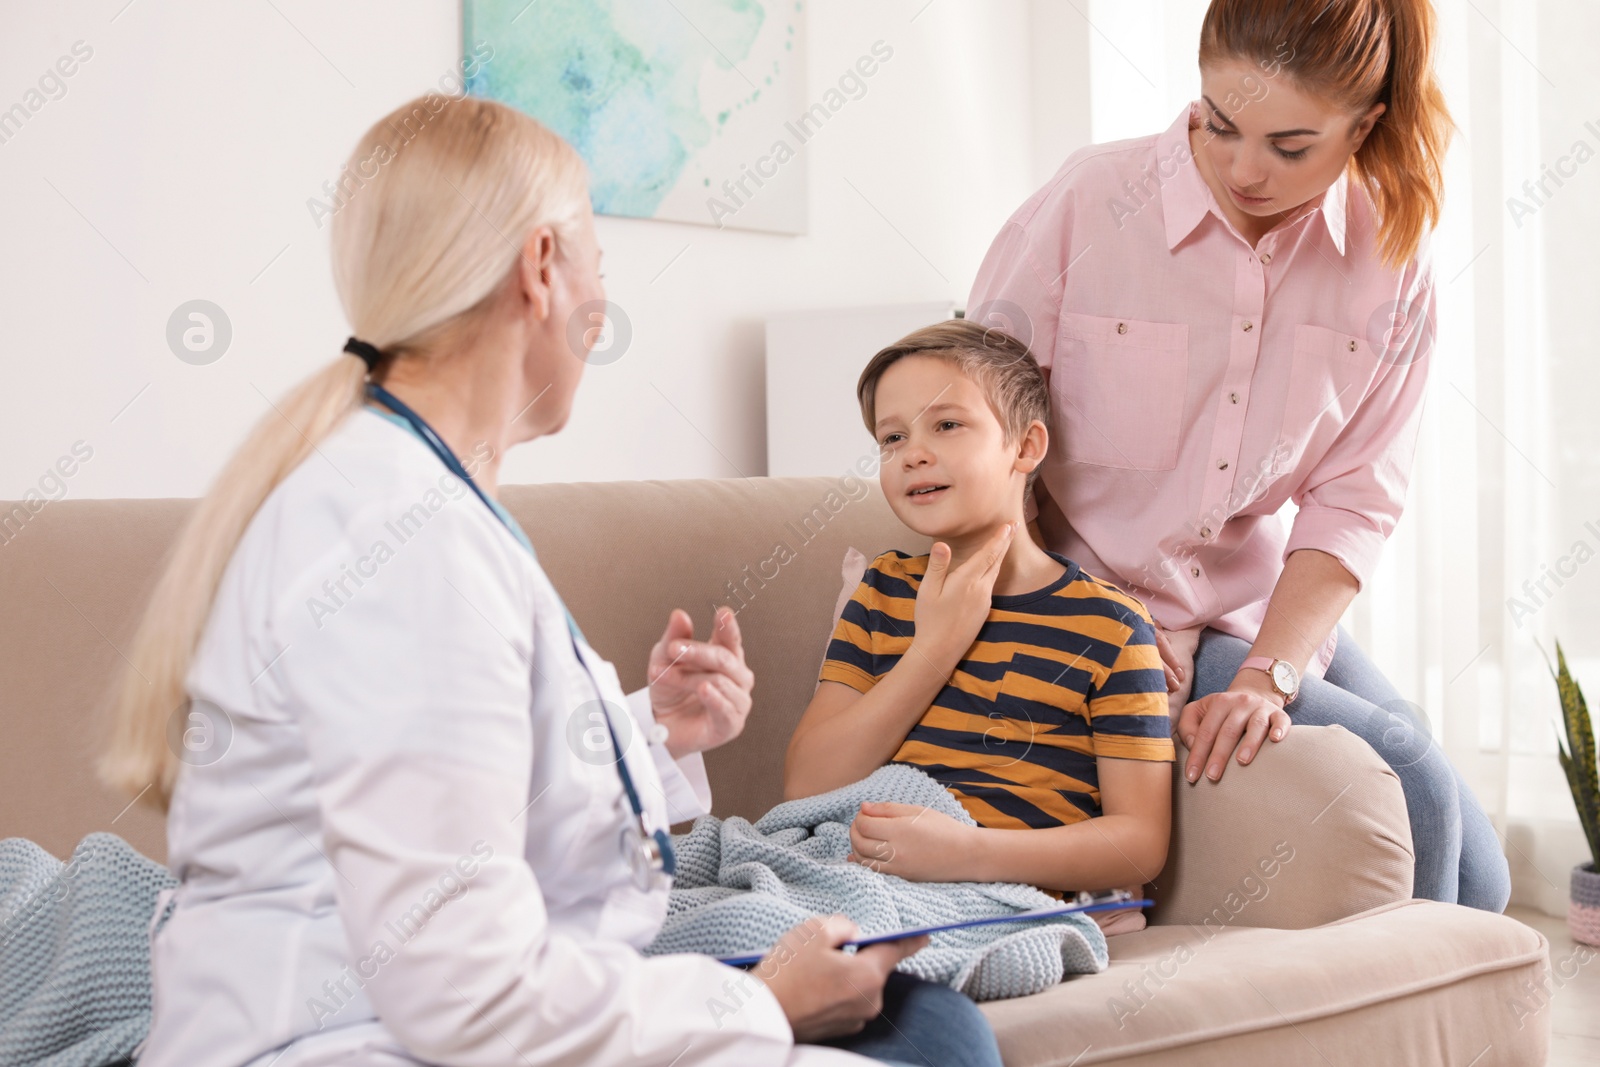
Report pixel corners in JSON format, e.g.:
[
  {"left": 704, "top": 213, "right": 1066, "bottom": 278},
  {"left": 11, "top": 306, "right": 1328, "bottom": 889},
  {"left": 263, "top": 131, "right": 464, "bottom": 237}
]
[
  {"left": 1176, "top": 689, "right": 1290, "bottom": 784},
  {"left": 751, "top": 916, "right": 928, "bottom": 1042}
]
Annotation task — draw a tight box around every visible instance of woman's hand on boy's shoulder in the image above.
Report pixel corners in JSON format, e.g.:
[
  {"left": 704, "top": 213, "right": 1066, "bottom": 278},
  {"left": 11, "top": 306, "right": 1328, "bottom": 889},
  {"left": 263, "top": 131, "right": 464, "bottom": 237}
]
[
  {"left": 847, "top": 801, "right": 976, "bottom": 882},
  {"left": 1175, "top": 677, "right": 1290, "bottom": 785}
]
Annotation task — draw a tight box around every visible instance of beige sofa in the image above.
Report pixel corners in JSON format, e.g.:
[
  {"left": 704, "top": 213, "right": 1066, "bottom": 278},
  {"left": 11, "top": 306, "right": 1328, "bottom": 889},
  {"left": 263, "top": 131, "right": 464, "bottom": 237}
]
[{"left": 1, "top": 477, "right": 1551, "bottom": 1065}]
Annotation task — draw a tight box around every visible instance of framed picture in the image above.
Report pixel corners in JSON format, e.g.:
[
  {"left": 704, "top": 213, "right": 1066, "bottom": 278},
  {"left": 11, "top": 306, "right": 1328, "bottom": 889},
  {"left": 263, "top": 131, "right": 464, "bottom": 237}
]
[{"left": 464, "top": 0, "right": 809, "bottom": 234}]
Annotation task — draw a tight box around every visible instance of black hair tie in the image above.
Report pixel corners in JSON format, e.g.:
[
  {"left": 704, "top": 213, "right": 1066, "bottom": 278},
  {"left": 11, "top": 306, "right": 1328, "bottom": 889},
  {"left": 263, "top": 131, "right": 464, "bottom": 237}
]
[{"left": 344, "top": 336, "right": 384, "bottom": 371}]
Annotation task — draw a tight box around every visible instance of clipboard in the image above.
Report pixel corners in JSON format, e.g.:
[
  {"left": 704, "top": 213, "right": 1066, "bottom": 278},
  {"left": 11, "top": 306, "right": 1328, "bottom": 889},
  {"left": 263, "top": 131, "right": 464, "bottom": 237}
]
[{"left": 713, "top": 897, "right": 1153, "bottom": 967}]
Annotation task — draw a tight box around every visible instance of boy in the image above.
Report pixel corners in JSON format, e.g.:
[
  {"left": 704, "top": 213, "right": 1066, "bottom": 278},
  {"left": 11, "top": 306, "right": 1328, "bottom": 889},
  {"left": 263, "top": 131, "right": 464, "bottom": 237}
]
[{"left": 783, "top": 320, "right": 1173, "bottom": 927}]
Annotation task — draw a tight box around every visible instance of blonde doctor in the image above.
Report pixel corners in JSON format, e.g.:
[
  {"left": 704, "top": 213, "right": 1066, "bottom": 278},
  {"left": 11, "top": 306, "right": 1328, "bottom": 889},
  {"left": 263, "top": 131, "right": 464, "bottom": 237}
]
[{"left": 100, "top": 96, "right": 1001, "bottom": 1067}]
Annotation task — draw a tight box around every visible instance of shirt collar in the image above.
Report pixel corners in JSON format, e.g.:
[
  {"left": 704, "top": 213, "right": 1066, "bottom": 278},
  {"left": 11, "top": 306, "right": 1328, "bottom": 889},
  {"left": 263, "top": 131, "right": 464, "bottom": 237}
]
[
  {"left": 1159, "top": 102, "right": 1213, "bottom": 251},
  {"left": 1160, "top": 101, "right": 1349, "bottom": 256},
  {"left": 1317, "top": 170, "right": 1349, "bottom": 255}
]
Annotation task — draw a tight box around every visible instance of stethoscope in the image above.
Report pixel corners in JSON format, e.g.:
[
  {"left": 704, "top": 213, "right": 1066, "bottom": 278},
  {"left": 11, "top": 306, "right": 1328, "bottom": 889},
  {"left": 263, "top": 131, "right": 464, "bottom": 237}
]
[{"left": 365, "top": 381, "right": 677, "bottom": 891}]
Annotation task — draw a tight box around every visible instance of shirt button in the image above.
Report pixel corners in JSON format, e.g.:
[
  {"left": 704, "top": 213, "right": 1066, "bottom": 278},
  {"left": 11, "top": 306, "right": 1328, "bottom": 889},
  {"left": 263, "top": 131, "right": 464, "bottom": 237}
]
[
  {"left": 1242, "top": 320, "right": 1254, "bottom": 332},
  {"left": 1191, "top": 566, "right": 1201, "bottom": 577},
  {"left": 1229, "top": 392, "right": 1240, "bottom": 403},
  {"left": 1199, "top": 526, "right": 1213, "bottom": 538},
  {"left": 1260, "top": 253, "right": 1273, "bottom": 265},
  {"left": 1218, "top": 460, "right": 1229, "bottom": 470},
  {"left": 1347, "top": 339, "right": 1358, "bottom": 352},
  {"left": 648, "top": 722, "right": 670, "bottom": 746},
  {"left": 1117, "top": 322, "right": 1128, "bottom": 335}
]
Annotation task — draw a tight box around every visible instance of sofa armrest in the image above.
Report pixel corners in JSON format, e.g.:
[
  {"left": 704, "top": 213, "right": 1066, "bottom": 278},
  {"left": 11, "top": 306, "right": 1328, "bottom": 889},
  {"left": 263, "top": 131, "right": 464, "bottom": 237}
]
[{"left": 1147, "top": 723, "right": 1414, "bottom": 929}]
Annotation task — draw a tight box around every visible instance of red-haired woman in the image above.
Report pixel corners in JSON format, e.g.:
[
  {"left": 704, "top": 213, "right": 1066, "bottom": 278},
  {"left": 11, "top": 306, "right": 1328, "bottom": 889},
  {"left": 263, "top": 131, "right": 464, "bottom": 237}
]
[{"left": 968, "top": 0, "right": 1509, "bottom": 910}]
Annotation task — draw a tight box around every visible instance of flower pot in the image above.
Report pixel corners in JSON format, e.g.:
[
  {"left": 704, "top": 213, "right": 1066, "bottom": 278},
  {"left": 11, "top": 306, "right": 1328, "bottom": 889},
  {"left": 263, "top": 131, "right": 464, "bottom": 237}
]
[{"left": 1571, "top": 862, "right": 1600, "bottom": 947}]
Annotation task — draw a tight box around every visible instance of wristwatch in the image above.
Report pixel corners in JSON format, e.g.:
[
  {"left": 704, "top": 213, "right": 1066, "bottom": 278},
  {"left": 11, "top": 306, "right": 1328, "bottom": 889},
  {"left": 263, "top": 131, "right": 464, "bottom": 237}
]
[{"left": 1239, "top": 656, "right": 1300, "bottom": 706}]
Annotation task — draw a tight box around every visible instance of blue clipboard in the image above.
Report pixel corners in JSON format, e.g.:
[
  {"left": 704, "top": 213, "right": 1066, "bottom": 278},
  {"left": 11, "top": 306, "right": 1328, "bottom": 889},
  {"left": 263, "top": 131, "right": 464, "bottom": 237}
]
[{"left": 713, "top": 897, "right": 1154, "bottom": 967}]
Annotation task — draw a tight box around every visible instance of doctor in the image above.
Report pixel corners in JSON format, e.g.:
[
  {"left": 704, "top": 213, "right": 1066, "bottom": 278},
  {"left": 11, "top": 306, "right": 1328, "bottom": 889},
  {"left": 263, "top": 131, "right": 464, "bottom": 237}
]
[{"left": 100, "top": 96, "right": 1000, "bottom": 1067}]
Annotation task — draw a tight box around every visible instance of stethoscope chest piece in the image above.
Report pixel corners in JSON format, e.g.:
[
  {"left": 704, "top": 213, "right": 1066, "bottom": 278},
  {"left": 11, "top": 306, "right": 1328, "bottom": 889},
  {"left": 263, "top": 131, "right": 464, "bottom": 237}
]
[{"left": 619, "top": 818, "right": 677, "bottom": 892}]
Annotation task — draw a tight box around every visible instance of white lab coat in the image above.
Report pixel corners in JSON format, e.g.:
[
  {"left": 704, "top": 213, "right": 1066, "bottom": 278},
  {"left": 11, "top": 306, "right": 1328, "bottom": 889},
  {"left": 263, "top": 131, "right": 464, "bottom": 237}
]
[{"left": 138, "top": 408, "right": 867, "bottom": 1067}]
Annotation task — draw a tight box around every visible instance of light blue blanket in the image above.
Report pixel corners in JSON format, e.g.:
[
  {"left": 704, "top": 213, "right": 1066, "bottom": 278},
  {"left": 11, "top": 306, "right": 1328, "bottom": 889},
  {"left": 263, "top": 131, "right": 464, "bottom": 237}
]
[
  {"left": 646, "top": 764, "right": 1109, "bottom": 1000},
  {"left": 0, "top": 832, "right": 177, "bottom": 1067}
]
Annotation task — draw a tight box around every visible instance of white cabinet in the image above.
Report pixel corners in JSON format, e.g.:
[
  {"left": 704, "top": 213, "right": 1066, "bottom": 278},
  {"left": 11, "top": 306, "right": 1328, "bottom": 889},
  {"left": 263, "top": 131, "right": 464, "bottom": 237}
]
[{"left": 764, "top": 301, "right": 959, "bottom": 478}]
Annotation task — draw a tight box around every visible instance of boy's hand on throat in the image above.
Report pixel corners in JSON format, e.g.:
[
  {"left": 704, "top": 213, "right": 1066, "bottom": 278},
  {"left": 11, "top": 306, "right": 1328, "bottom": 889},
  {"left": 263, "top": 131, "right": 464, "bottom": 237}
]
[{"left": 912, "top": 522, "right": 1015, "bottom": 669}]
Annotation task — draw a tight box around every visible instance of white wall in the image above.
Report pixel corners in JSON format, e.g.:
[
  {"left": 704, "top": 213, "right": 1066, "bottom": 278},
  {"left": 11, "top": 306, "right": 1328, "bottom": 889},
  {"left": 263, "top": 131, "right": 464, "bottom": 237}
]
[
  {"left": 0, "top": 0, "right": 1080, "bottom": 500},
  {"left": 1084, "top": 0, "right": 1205, "bottom": 144},
  {"left": 1027, "top": 0, "right": 1092, "bottom": 188}
]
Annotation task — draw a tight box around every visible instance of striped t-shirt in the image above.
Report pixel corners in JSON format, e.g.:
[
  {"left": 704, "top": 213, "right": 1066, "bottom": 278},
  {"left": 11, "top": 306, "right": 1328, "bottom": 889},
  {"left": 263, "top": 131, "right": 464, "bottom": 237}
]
[{"left": 819, "top": 549, "right": 1175, "bottom": 831}]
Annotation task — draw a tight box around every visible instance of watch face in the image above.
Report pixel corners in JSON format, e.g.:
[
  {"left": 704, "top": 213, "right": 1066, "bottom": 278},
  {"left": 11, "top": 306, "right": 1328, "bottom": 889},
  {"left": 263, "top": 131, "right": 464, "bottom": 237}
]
[{"left": 1271, "top": 660, "right": 1299, "bottom": 694}]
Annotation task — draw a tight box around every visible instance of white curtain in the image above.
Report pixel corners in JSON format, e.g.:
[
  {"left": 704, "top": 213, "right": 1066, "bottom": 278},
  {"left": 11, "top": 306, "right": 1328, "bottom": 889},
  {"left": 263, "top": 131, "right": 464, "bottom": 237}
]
[{"left": 1075, "top": 0, "right": 1591, "bottom": 914}]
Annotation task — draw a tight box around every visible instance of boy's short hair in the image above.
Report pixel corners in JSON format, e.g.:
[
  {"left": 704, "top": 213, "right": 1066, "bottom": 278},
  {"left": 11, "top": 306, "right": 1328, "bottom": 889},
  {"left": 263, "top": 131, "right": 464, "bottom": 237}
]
[{"left": 856, "top": 318, "right": 1050, "bottom": 494}]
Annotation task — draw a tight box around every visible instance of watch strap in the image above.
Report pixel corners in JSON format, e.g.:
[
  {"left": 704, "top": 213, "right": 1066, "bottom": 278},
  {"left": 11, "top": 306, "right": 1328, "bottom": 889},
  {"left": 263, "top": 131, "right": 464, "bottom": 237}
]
[{"left": 1239, "top": 656, "right": 1296, "bottom": 705}]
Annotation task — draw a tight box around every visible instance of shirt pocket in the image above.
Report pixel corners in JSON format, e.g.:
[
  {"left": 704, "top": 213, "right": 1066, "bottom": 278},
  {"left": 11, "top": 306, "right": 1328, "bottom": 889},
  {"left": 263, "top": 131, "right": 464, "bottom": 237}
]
[
  {"left": 1055, "top": 312, "right": 1189, "bottom": 470},
  {"left": 980, "top": 669, "right": 1041, "bottom": 767},
  {"left": 993, "top": 664, "right": 1085, "bottom": 741},
  {"left": 1274, "top": 324, "right": 1380, "bottom": 474}
]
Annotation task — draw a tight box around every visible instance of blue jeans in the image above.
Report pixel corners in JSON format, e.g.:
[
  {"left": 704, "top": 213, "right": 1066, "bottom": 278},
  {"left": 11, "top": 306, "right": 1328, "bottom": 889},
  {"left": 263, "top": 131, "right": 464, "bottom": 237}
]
[
  {"left": 1191, "top": 625, "right": 1511, "bottom": 912},
  {"left": 821, "top": 972, "right": 1003, "bottom": 1067}
]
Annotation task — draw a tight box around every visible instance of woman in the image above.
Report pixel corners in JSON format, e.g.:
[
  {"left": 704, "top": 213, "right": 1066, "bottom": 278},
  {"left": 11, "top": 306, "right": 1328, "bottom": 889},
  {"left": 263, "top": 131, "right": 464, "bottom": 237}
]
[
  {"left": 100, "top": 97, "right": 1001, "bottom": 1067},
  {"left": 966, "top": 0, "right": 1509, "bottom": 911}
]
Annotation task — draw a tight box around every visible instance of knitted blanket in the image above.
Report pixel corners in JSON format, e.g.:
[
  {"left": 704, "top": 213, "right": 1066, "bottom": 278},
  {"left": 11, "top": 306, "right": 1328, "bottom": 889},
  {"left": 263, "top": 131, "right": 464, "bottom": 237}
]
[
  {"left": 0, "top": 833, "right": 176, "bottom": 1067},
  {"left": 645, "top": 764, "right": 1109, "bottom": 1000}
]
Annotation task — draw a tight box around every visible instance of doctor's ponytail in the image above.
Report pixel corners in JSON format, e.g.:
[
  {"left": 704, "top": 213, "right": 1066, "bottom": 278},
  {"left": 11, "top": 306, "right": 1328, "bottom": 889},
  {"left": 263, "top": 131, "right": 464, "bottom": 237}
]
[
  {"left": 99, "top": 95, "right": 590, "bottom": 808},
  {"left": 1199, "top": 0, "right": 1454, "bottom": 270}
]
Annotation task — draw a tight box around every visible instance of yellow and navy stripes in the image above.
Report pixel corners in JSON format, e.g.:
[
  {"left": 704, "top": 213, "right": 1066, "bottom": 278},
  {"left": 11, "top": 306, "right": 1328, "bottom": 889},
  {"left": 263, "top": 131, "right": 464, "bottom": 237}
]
[{"left": 819, "top": 549, "right": 1175, "bottom": 831}]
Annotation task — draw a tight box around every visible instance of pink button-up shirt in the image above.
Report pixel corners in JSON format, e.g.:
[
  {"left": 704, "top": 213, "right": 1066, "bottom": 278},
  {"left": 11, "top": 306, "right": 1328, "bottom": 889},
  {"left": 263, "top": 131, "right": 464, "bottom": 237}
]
[{"left": 967, "top": 102, "right": 1435, "bottom": 679}]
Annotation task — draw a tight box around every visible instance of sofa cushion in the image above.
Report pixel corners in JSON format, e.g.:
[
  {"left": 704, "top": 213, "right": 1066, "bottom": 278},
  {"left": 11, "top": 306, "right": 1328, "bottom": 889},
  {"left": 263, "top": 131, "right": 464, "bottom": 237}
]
[
  {"left": 0, "top": 497, "right": 193, "bottom": 864},
  {"left": 1151, "top": 725, "right": 1414, "bottom": 930},
  {"left": 980, "top": 898, "right": 1550, "bottom": 1066}
]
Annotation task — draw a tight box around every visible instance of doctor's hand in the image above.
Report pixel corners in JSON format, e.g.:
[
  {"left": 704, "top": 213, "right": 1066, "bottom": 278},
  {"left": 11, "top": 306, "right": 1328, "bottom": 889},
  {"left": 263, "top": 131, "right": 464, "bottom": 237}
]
[
  {"left": 751, "top": 915, "right": 929, "bottom": 1042},
  {"left": 646, "top": 606, "right": 753, "bottom": 759}
]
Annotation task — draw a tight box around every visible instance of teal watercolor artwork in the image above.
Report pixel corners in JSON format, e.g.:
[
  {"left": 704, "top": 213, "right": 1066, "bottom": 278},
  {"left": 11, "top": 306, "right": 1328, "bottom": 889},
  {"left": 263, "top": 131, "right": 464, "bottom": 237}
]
[{"left": 463, "top": 0, "right": 808, "bottom": 234}]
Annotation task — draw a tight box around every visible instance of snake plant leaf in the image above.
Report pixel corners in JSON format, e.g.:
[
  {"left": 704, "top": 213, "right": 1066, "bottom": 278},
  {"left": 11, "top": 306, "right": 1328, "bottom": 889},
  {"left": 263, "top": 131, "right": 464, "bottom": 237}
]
[
  {"left": 1554, "top": 640, "right": 1600, "bottom": 867},
  {"left": 1557, "top": 643, "right": 1595, "bottom": 773},
  {"left": 1559, "top": 739, "right": 1600, "bottom": 867}
]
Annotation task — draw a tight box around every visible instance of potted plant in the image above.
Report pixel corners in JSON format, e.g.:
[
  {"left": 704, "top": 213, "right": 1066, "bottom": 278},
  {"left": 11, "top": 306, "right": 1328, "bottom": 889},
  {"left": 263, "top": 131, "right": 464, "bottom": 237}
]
[{"left": 1548, "top": 640, "right": 1600, "bottom": 946}]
